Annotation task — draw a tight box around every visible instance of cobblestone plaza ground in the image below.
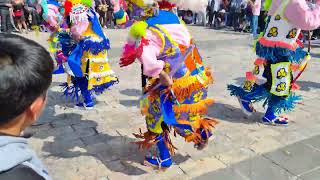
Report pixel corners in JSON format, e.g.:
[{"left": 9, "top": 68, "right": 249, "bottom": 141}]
[{"left": 24, "top": 26, "right": 320, "bottom": 180}]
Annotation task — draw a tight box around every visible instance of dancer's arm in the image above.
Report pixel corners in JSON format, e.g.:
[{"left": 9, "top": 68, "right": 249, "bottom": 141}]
[
  {"left": 285, "top": 0, "right": 320, "bottom": 30},
  {"left": 140, "top": 45, "right": 165, "bottom": 78},
  {"left": 139, "top": 30, "right": 165, "bottom": 78}
]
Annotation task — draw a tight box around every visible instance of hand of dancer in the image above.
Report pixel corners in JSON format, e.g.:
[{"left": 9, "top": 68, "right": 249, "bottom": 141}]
[{"left": 159, "top": 71, "right": 173, "bottom": 86}]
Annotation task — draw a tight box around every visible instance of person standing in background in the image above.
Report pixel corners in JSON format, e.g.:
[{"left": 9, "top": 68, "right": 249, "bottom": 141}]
[
  {"left": 12, "top": 0, "right": 28, "bottom": 33},
  {"left": 258, "top": 0, "right": 266, "bottom": 33},
  {"left": 207, "top": 0, "right": 215, "bottom": 27},
  {"left": 248, "top": 0, "right": 261, "bottom": 38},
  {"left": 26, "top": 0, "right": 41, "bottom": 28},
  {"left": 213, "top": 0, "right": 221, "bottom": 27},
  {"left": 96, "top": 0, "right": 108, "bottom": 28},
  {"left": 198, "top": 5, "right": 207, "bottom": 26},
  {"left": 0, "top": 0, "right": 14, "bottom": 33},
  {"left": 230, "top": 0, "right": 247, "bottom": 31},
  {"left": 106, "top": 0, "right": 113, "bottom": 28},
  {"left": 221, "top": 0, "right": 230, "bottom": 26}
]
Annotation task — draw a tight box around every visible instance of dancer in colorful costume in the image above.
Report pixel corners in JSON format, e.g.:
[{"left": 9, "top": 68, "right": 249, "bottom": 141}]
[
  {"left": 120, "top": 0, "right": 218, "bottom": 169},
  {"left": 30, "top": 0, "right": 74, "bottom": 80},
  {"left": 30, "top": 0, "right": 66, "bottom": 40},
  {"left": 228, "top": 0, "right": 320, "bottom": 125},
  {"left": 125, "top": 0, "right": 148, "bottom": 20},
  {"left": 113, "top": 0, "right": 131, "bottom": 27},
  {"left": 59, "top": 0, "right": 118, "bottom": 109}
]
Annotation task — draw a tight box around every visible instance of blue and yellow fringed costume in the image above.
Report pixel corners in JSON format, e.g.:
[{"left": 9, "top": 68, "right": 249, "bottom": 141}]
[
  {"left": 55, "top": 0, "right": 118, "bottom": 108},
  {"left": 120, "top": 3, "right": 218, "bottom": 169},
  {"left": 227, "top": 0, "right": 312, "bottom": 124}
]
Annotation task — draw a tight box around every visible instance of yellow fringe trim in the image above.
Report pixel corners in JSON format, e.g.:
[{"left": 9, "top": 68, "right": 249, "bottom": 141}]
[
  {"left": 173, "top": 98, "right": 214, "bottom": 114},
  {"left": 184, "top": 133, "right": 202, "bottom": 144},
  {"left": 172, "top": 68, "right": 213, "bottom": 101}
]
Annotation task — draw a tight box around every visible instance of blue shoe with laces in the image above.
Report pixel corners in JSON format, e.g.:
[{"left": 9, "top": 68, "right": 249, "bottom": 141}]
[
  {"left": 144, "top": 134, "right": 172, "bottom": 170},
  {"left": 237, "top": 97, "right": 255, "bottom": 116}
]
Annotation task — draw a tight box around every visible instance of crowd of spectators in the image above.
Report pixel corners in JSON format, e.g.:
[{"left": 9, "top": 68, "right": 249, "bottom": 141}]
[
  {"left": 0, "top": 0, "right": 318, "bottom": 41},
  {"left": 0, "top": 0, "right": 43, "bottom": 33},
  {"left": 1, "top": 0, "right": 266, "bottom": 35},
  {"left": 179, "top": 0, "right": 266, "bottom": 39}
]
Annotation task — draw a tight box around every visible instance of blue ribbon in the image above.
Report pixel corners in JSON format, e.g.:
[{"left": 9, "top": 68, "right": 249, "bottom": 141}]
[
  {"left": 67, "top": 43, "right": 84, "bottom": 77},
  {"left": 160, "top": 87, "right": 193, "bottom": 131}
]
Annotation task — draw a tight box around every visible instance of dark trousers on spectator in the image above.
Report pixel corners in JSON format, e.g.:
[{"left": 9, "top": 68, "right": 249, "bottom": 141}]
[
  {"left": 232, "top": 12, "right": 243, "bottom": 31},
  {"left": 258, "top": 11, "right": 267, "bottom": 33},
  {"left": 106, "top": 10, "right": 113, "bottom": 28},
  {"left": 208, "top": 10, "right": 217, "bottom": 26},
  {"left": 193, "top": 13, "right": 198, "bottom": 24},
  {"left": 0, "top": 8, "right": 13, "bottom": 32},
  {"left": 31, "top": 9, "right": 41, "bottom": 26}
]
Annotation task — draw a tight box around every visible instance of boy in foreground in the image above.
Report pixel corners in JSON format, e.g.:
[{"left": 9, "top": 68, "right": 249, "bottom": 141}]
[{"left": 0, "top": 34, "right": 53, "bottom": 180}]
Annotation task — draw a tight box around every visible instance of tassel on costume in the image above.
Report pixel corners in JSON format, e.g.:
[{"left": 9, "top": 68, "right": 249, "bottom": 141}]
[
  {"left": 133, "top": 128, "right": 177, "bottom": 155},
  {"left": 133, "top": 129, "right": 159, "bottom": 151},
  {"left": 177, "top": 118, "right": 218, "bottom": 144},
  {"left": 265, "top": 94, "right": 302, "bottom": 114},
  {"left": 91, "top": 78, "right": 119, "bottom": 94},
  {"left": 228, "top": 84, "right": 302, "bottom": 115},
  {"left": 60, "top": 82, "right": 81, "bottom": 102}
]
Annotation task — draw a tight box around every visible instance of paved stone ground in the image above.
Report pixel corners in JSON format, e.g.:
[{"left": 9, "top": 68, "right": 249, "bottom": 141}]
[
  {"left": 196, "top": 134, "right": 320, "bottom": 180},
  {"left": 22, "top": 26, "right": 320, "bottom": 180}
]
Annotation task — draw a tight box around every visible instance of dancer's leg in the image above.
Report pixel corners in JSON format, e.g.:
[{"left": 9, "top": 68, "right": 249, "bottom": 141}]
[{"left": 144, "top": 133, "right": 173, "bottom": 169}]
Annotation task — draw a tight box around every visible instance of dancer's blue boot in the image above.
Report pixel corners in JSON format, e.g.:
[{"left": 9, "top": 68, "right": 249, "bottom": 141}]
[
  {"left": 237, "top": 97, "right": 255, "bottom": 116},
  {"left": 262, "top": 106, "right": 288, "bottom": 126},
  {"left": 144, "top": 134, "right": 172, "bottom": 170},
  {"left": 75, "top": 77, "right": 95, "bottom": 110}
]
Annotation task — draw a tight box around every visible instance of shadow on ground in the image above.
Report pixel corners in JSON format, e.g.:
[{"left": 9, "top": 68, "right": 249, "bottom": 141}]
[
  {"left": 119, "top": 88, "right": 142, "bottom": 107},
  {"left": 30, "top": 113, "right": 190, "bottom": 176},
  {"left": 208, "top": 102, "right": 264, "bottom": 124},
  {"left": 119, "top": 100, "right": 140, "bottom": 107},
  {"left": 120, "top": 89, "right": 142, "bottom": 97},
  {"left": 296, "top": 80, "right": 320, "bottom": 91}
]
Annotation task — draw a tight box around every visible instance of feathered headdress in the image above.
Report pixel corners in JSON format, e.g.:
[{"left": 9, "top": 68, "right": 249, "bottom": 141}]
[
  {"left": 64, "top": 0, "right": 93, "bottom": 23},
  {"left": 167, "top": 0, "right": 207, "bottom": 12}
]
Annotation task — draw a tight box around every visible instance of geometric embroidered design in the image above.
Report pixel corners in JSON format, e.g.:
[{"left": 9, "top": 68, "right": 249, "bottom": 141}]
[
  {"left": 286, "top": 28, "right": 298, "bottom": 39},
  {"left": 270, "top": 62, "right": 291, "bottom": 96},
  {"left": 276, "top": 68, "right": 287, "bottom": 79},
  {"left": 275, "top": 14, "right": 281, "bottom": 21},
  {"left": 243, "top": 80, "right": 254, "bottom": 91},
  {"left": 276, "top": 82, "right": 287, "bottom": 92},
  {"left": 254, "top": 65, "right": 260, "bottom": 75},
  {"left": 267, "top": 27, "right": 278, "bottom": 37}
]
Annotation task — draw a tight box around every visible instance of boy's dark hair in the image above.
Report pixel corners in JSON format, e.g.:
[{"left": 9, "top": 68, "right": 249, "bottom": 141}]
[{"left": 0, "top": 34, "right": 53, "bottom": 125}]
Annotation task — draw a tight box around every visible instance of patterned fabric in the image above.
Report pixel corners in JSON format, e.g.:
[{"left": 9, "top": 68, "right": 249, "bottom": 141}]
[
  {"left": 141, "top": 25, "right": 216, "bottom": 143},
  {"left": 80, "top": 25, "right": 118, "bottom": 91},
  {"left": 228, "top": 0, "right": 320, "bottom": 117}
]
